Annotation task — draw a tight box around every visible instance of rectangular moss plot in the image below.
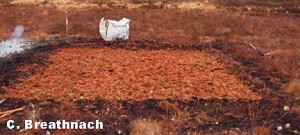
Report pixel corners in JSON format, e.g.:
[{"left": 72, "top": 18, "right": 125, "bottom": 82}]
[{"left": 4, "top": 45, "right": 261, "bottom": 100}]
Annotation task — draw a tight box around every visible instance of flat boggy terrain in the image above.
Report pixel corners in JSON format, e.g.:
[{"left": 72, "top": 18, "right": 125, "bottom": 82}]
[{"left": 0, "top": 40, "right": 298, "bottom": 134}]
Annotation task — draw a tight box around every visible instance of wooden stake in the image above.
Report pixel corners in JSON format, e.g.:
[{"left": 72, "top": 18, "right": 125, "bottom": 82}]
[
  {"left": 65, "top": 11, "right": 69, "bottom": 39},
  {"left": 248, "top": 43, "right": 264, "bottom": 56},
  {"left": 249, "top": 43, "right": 257, "bottom": 50},
  {"left": 0, "top": 106, "right": 26, "bottom": 120}
]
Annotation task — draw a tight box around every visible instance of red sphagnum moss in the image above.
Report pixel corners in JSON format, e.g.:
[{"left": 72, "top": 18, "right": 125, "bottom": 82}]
[{"left": 3, "top": 46, "right": 260, "bottom": 100}]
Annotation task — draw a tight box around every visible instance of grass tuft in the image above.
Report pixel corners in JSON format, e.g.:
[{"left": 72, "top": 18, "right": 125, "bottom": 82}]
[
  {"left": 131, "top": 119, "right": 162, "bottom": 135},
  {"left": 286, "top": 79, "right": 300, "bottom": 99},
  {"left": 253, "top": 127, "right": 271, "bottom": 135}
]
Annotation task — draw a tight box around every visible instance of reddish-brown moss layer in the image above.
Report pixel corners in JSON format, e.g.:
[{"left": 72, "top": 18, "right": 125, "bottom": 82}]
[{"left": 4, "top": 44, "right": 260, "bottom": 100}]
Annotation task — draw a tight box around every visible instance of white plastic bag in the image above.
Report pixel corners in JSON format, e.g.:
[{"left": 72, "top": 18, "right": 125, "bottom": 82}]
[{"left": 99, "top": 17, "right": 130, "bottom": 41}]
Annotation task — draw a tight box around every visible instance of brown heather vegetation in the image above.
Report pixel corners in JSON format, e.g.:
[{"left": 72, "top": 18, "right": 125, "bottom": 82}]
[{"left": 0, "top": 5, "right": 299, "bottom": 79}]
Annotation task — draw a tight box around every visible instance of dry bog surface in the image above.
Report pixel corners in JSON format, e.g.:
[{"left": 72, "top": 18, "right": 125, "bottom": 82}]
[{"left": 0, "top": 0, "right": 299, "bottom": 134}]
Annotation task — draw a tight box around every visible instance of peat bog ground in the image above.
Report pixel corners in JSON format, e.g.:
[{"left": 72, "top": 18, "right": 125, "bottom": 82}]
[{"left": 0, "top": 39, "right": 299, "bottom": 134}]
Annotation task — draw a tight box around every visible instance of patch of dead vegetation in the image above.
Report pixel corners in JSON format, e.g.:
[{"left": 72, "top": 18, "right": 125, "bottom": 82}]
[
  {"left": 212, "top": 0, "right": 300, "bottom": 13},
  {"left": 11, "top": 0, "right": 99, "bottom": 9},
  {"left": 10, "top": 0, "right": 218, "bottom": 10},
  {"left": 252, "top": 127, "right": 271, "bottom": 135},
  {"left": 285, "top": 79, "right": 300, "bottom": 99},
  {"left": 131, "top": 119, "right": 162, "bottom": 135},
  {"left": 174, "top": 1, "right": 216, "bottom": 10}
]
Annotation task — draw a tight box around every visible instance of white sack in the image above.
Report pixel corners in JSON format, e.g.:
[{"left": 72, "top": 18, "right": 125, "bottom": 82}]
[{"left": 99, "top": 17, "right": 130, "bottom": 41}]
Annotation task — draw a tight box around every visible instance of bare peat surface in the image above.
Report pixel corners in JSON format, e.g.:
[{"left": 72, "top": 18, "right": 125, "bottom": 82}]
[{"left": 0, "top": 40, "right": 299, "bottom": 134}]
